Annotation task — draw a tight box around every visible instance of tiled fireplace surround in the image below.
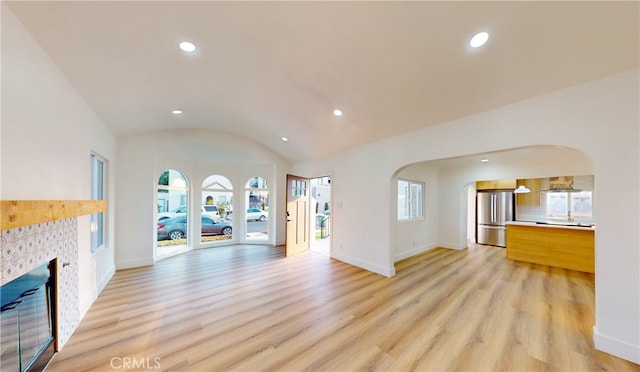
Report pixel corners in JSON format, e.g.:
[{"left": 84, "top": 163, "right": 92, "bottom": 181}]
[{"left": 1, "top": 218, "right": 80, "bottom": 347}]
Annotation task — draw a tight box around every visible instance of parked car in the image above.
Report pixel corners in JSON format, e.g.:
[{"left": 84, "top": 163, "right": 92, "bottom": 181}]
[
  {"left": 158, "top": 205, "right": 220, "bottom": 221},
  {"left": 202, "top": 205, "right": 220, "bottom": 218},
  {"left": 246, "top": 208, "right": 268, "bottom": 221},
  {"left": 157, "top": 216, "right": 232, "bottom": 240}
]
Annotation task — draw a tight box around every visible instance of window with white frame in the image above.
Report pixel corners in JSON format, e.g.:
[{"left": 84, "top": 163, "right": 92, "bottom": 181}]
[
  {"left": 546, "top": 191, "right": 592, "bottom": 220},
  {"left": 90, "top": 153, "right": 106, "bottom": 253},
  {"left": 156, "top": 169, "right": 189, "bottom": 247},
  {"left": 246, "top": 177, "right": 269, "bottom": 240},
  {"left": 398, "top": 179, "right": 424, "bottom": 220},
  {"left": 201, "top": 174, "right": 233, "bottom": 242}
]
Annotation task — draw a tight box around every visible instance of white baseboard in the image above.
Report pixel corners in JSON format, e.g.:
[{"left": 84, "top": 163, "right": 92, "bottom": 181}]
[
  {"left": 79, "top": 265, "right": 115, "bottom": 317},
  {"left": 116, "top": 257, "right": 154, "bottom": 270},
  {"left": 79, "top": 289, "right": 97, "bottom": 318},
  {"left": 593, "top": 326, "right": 640, "bottom": 364},
  {"left": 331, "top": 251, "right": 395, "bottom": 277},
  {"left": 394, "top": 244, "right": 438, "bottom": 262},
  {"left": 97, "top": 265, "right": 115, "bottom": 294},
  {"left": 438, "top": 242, "right": 468, "bottom": 250},
  {"left": 240, "top": 241, "right": 277, "bottom": 246}
]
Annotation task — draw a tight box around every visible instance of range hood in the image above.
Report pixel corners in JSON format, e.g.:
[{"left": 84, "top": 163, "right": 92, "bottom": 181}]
[
  {"left": 541, "top": 186, "right": 583, "bottom": 193},
  {"left": 541, "top": 176, "right": 582, "bottom": 192}
]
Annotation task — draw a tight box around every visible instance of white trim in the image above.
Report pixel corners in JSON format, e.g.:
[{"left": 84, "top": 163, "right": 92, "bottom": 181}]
[
  {"left": 116, "top": 258, "right": 154, "bottom": 270},
  {"left": 198, "top": 239, "right": 237, "bottom": 249},
  {"left": 97, "top": 265, "right": 115, "bottom": 294},
  {"left": 195, "top": 243, "right": 278, "bottom": 250},
  {"left": 438, "top": 242, "right": 468, "bottom": 250},
  {"left": 397, "top": 178, "right": 425, "bottom": 221},
  {"left": 332, "top": 251, "right": 395, "bottom": 277},
  {"left": 90, "top": 152, "right": 108, "bottom": 254},
  {"left": 593, "top": 326, "right": 640, "bottom": 364},
  {"left": 233, "top": 241, "right": 276, "bottom": 247},
  {"left": 79, "top": 265, "right": 115, "bottom": 317},
  {"left": 394, "top": 244, "right": 438, "bottom": 262}
]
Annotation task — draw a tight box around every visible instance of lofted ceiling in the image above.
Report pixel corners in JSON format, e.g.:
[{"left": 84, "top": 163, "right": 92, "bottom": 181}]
[{"left": 5, "top": 1, "right": 639, "bottom": 162}]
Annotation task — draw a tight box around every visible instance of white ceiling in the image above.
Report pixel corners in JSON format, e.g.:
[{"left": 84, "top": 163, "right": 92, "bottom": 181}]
[
  {"left": 6, "top": 1, "right": 639, "bottom": 162},
  {"left": 422, "top": 145, "right": 593, "bottom": 174}
]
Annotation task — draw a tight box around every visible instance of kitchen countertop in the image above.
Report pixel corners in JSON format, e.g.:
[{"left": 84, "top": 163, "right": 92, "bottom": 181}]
[{"left": 506, "top": 220, "right": 596, "bottom": 231}]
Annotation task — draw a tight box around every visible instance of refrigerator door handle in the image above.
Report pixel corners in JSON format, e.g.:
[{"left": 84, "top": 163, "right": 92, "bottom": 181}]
[
  {"left": 494, "top": 194, "right": 497, "bottom": 223},
  {"left": 489, "top": 194, "right": 493, "bottom": 223},
  {"left": 489, "top": 195, "right": 492, "bottom": 222},
  {"left": 491, "top": 194, "right": 495, "bottom": 223}
]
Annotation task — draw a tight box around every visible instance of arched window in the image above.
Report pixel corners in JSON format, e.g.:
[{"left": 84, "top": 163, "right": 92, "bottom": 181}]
[
  {"left": 157, "top": 169, "right": 189, "bottom": 248},
  {"left": 246, "top": 177, "right": 269, "bottom": 240},
  {"left": 202, "top": 175, "right": 233, "bottom": 242}
]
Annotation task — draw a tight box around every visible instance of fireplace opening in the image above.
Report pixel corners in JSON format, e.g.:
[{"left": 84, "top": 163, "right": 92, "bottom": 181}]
[{"left": 1, "top": 259, "right": 57, "bottom": 371}]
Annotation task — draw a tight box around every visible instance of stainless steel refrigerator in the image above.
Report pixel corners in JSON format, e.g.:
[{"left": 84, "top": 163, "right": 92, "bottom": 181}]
[{"left": 476, "top": 190, "right": 514, "bottom": 247}]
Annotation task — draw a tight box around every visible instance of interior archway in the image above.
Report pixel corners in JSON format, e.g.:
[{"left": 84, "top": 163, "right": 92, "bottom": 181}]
[{"left": 390, "top": 145, "right": 594, "bottom": 268}]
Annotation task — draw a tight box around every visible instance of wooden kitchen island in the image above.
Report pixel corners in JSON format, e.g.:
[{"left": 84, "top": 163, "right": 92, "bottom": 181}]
[{"left": 506, "top": 221, "right": 595, "bottom": 273}]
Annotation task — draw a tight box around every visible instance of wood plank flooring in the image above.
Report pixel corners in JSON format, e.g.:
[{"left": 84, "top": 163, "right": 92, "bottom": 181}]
[{"left": 46, "top": 244, "right": 638, "bottom": 371}]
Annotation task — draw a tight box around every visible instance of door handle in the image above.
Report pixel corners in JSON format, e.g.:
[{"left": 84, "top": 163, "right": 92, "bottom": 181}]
[{"left": 491, "top": 194, "right": 496, "bottom": 223}]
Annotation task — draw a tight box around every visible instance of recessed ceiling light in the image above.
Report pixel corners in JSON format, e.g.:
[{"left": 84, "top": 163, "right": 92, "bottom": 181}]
[
  {"left": 281, "top": 136, "right": 289, "bottom": 142},
  {"left": 179, "top": 41, "right": 197, "bottom": 53},
  {"left": 333, "top": 109, "right": 343, "bottom": 117},
  {"left": 171, "top": 109, "right": 183, "bottom": 115},
  {"left": 480, "top": 158, "right": 490, "bottom": 163},
  {"left": 469, "top": 32, "right": 489, "bottom": 48}
]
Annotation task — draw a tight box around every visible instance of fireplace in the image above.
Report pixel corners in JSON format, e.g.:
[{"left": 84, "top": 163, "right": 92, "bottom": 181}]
[
  {"left": 1, "top": 201, "right": 106, "bottom": 366},
  {"left": 1, "top": 260, "right": 57, "bottom": 371}
]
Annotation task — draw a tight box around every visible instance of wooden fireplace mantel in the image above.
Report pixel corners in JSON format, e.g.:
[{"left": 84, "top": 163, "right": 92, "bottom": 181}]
[{"left": 1, "top": 200, "right": 107, "bottom": 229}]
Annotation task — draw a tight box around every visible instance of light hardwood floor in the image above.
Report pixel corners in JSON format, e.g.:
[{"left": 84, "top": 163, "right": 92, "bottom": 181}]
[{"left": 47, "top": 244, "right": 638, "bottom": 371}]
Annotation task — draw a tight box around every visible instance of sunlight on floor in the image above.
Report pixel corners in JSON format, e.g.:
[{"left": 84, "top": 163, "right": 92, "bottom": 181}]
[{"left": 311, "top": 236, "right": 330, "bottom": 256}]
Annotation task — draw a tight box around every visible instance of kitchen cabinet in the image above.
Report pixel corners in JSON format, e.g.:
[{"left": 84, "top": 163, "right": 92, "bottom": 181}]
[
  {"left": 476, "top": 179, "right": 516, "bottom": 190},
  {"left": 515, "top": 178, "right": 541, "bottom": 206},
  {"left": 506, "top": 222, "right": 594, "bottom": 273}
]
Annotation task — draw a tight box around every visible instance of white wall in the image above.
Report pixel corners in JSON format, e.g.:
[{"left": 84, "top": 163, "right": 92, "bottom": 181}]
[
  {"left": 292, "top": 69, "right": 640, "bottom": 363},
  {"left": 1, "top": 4, "right": 117, "bottom": 317},
  {"left": 115, "top": 129, "right": 290, "bottom": 269}
]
